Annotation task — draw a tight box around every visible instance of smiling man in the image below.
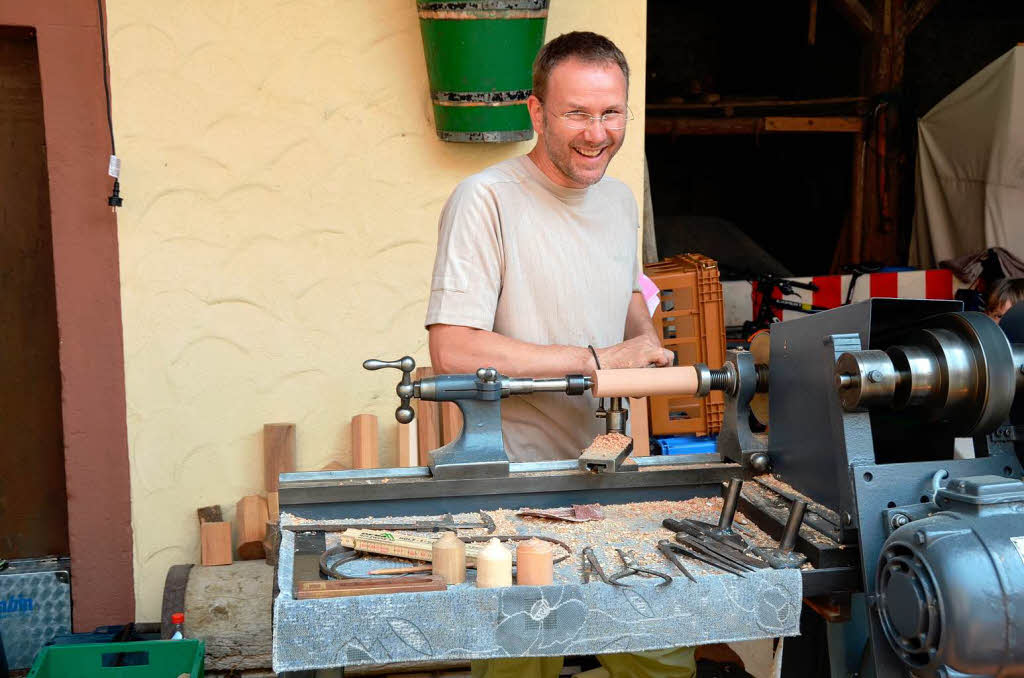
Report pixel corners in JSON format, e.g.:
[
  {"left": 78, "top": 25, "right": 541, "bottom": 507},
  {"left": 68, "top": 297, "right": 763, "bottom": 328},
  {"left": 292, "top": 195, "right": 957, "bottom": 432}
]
[
  {"left": 426, "top": 31, "right": 672, "bottom": 465},
  {"left": 425, "top": 32, "right": 693, "bottom": 678}
]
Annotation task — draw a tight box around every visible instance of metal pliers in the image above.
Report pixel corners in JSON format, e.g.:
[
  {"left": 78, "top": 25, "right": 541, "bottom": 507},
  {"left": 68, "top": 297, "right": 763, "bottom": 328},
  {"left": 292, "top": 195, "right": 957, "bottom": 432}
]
[
  {"left": 582, "top": 546, "right": 623, "bottom": 586},
  {"left": 608, "top": 548, "right": 672, "bottom": 586},
  {"left": 656, "top": 540, "right": 697, "bottom": 582}
]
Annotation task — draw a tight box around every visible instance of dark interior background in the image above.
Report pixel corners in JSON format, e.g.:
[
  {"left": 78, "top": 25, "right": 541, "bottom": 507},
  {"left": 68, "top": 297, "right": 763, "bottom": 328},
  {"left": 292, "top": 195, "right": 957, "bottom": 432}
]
[{"left": 646, "top": 0, "right": 1024, "bottom": 278}]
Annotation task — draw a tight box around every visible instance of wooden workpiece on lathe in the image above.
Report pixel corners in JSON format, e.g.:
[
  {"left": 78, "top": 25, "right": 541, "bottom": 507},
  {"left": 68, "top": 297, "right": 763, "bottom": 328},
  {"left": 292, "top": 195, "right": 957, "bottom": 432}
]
[{"left": 591, "top": 366, "right": 699, "bottom": 398}]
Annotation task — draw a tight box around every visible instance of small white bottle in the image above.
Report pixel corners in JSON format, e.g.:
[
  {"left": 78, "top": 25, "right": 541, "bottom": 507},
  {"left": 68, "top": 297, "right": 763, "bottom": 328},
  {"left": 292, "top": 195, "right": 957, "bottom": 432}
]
[{"left": 170, "top": 612, "right": 185, "bottom": 640}]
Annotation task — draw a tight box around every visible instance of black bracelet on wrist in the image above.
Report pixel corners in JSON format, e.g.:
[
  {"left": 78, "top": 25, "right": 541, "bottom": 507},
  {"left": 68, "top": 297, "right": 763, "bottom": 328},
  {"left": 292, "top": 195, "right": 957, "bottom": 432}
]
[{"left": 587, "top": 344, "right": 602, "bottom": 371}]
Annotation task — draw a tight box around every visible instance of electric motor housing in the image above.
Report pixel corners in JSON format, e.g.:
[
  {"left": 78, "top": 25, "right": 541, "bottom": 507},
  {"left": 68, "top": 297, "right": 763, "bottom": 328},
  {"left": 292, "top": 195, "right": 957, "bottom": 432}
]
[{"left": 875, "top": 475, "right": 1024, "bottom": 677}]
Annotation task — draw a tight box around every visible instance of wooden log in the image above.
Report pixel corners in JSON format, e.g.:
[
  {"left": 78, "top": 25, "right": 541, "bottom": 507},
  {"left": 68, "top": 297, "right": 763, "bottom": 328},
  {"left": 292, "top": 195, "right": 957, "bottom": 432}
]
[
  {"left": 351, "top": 414, "right": 379, "bottom": 469},
  {"left": 441, "top": 402, "right": 462, "bottom": 446},
  {"left": 200, "top": 522, "right": 233, "bottom": 566},
  {"left": 236, "top": 495, "right": 269, "bottom": 560},
  {"left": 398, "top": 419, "right": 418, "bottom": 467},
  {"left": 263, "top": 423, "right": 296, "bottom": 493},
  {"left": 629, "top": 397, "right": 651, "bottom": 457},
  {"left": 415, "top": 367, "right": 441, "bottom": 464},
  {"left": 182, "top": 560, "right": 273, "bottom": 671}
]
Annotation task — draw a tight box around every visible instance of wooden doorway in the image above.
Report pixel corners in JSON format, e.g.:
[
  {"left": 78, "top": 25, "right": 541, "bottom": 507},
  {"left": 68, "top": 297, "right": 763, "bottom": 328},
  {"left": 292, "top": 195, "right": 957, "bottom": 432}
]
[{"left": 0, "top": 25, "right": 69, "bottom": 559}]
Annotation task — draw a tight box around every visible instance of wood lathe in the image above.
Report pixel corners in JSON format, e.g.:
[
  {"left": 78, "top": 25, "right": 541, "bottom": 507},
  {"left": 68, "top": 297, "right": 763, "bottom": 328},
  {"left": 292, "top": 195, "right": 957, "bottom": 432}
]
[{"left": 275, "top": 299, "right": 1024, "bottom": 678}]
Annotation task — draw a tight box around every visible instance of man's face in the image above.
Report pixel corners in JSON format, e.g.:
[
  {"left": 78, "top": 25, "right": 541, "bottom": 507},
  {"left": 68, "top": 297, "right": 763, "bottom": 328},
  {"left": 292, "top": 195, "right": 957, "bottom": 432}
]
[{"left": 527, "top": 58, "right": 628, "bottom": 188}]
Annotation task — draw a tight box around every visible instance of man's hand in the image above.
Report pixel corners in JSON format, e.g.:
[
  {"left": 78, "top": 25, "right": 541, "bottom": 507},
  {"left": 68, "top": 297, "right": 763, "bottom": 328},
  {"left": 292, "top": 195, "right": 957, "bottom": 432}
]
[{"left": 594, "top": 335, "right": 674, "bottom": 371}]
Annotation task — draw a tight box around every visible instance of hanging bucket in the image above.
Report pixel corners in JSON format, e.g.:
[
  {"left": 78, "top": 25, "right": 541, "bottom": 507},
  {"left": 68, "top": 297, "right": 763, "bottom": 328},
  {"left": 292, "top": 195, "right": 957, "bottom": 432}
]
[{"left": 417, "top": 1, "right": 550, "bottom": 142}]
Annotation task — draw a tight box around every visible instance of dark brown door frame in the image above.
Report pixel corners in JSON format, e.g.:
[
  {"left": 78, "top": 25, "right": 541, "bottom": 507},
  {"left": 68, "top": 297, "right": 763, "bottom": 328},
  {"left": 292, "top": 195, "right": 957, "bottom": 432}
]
[{"left": 0, "top": 0, "right": 133, "bottom": 629}]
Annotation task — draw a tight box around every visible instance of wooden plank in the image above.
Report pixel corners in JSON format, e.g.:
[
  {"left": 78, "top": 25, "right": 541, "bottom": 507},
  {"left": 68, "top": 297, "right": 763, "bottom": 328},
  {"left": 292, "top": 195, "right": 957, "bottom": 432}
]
[
  {"left": 295, "top": 577, "right": 446, "bottom": 599},
  {"left": 646, "top": 95, "right": 868, "bottom": 113},
  {"left": 629, "top": 397, "right": 651, "bottom": 457},
  {"left": 763, "top": 116, "right": 864, "bottom": 132},
  {"left": 647, "top": 117, "right": 765, "bottom": 136},
  {"left": 441, "top": 402, "right": 462, "bottom": 446},
  {"left": 201, "top": 521, "right": 233, "bottom": 566},
  {"left": 415, "top": 367, "right": 441, "bottom": 464},
  {"left": 351, "top": 414, "right": 379, "bottom": 469},
  {"left": 236, "top": 495, "right": 269, "bottom": 560},
  {"left": 829, "top": 0, "right": 874, "bottom": 38},
  {"left": 398, "top": 419, "right": 418, "bottom": 467},
  {"left": 263, "top": 423, "right": 296, "bottom": 493}
]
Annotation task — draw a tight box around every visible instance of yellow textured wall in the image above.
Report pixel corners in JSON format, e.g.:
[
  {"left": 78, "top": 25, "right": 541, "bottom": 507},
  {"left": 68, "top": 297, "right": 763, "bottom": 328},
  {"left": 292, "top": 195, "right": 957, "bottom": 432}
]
[{"left": 109, "top": 0, "right": 647, "bottom": 618}]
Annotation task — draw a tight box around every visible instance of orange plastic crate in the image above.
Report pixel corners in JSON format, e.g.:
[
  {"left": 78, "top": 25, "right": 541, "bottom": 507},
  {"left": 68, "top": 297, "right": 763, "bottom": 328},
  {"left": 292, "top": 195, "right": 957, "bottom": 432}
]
[{"left": 644, "top": 254, "right": 726, "bottom": 436}]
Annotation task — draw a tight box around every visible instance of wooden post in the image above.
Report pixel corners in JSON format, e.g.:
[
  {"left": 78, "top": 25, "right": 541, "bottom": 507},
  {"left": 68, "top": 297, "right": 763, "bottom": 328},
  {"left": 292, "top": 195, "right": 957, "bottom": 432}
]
[
  {"left": 266, "top": 492, "right": 279, "bottom": 523},
  {"left": 415, "top": 367, "right": 441, "bottom": 464},
  {"left": 263, "top": 423, "right": 296, "bottom": 493},
  {"left": 808, "top": 0, "right": 819, "bottom": 45},
  {"left": 351, "top": 414, "right": 379, "bottom": 469},
  {"left": 398, "top": 419, "right": 418, "bottom": 467}
]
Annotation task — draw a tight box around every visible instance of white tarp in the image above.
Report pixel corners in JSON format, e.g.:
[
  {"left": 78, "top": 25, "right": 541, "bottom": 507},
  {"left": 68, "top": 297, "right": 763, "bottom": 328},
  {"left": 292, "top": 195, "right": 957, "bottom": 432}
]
[{"left": 910, "top": 45, "right": 1024, "bottom": 267}]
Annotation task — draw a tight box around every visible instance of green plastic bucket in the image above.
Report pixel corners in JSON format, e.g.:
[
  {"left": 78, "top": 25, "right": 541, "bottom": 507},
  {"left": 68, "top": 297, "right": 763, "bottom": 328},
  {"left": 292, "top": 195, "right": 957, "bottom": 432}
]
[
  {"left": 417, "top": 1, "right": 549, "bottom": 142},
  {"left": 27, "top": 639, "right": 205, "bottom": 678}
]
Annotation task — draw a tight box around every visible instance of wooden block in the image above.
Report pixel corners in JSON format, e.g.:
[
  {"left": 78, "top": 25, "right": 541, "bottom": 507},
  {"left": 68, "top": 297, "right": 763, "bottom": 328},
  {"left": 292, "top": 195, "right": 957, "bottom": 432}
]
[
  {"left": 201, "top": 521, "right": 233, "bottom": 566},
  {"left": 351, "top": 414, "right": 379, "bottom": 469},
  {"left": 197, "top": 505, "right": 223, "bottom": 524},
  {"left": 629, "top": 397, "right": 651, "bottom": 457},
  {"left": 398, "top": 419, "right": 418, "bottom": 467},
  {"left": 441, "top": 402, "right": 462, "bottom": 446},
  {"left": 236, "top": 495, "right": 269, "bottom": 560},
  {"left": 266, "top": 492, "right": 279, "bottom": 522},
  {"left": 263, "top": 423, "right": 296, "bottom": 492},
  {"left": 415, "top": 367, "right": 440, "bottom": 464}
]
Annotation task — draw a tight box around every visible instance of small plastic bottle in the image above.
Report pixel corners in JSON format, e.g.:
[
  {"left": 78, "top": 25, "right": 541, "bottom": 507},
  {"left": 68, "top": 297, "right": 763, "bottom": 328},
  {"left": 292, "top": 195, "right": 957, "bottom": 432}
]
[{"left": 170, "top": 612, "right": 185, "bottom": 640}]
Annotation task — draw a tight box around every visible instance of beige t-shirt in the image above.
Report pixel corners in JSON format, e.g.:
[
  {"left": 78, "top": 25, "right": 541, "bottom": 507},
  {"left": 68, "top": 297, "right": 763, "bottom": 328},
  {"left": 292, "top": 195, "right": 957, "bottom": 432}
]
[{"left": 425, "top": 155, "right": 640, "bottom": 462}]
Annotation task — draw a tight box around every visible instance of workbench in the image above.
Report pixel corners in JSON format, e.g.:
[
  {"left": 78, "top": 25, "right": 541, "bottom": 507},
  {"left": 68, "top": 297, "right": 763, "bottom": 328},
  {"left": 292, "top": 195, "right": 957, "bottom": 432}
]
[{"left": 272, "top": 476, "right": 804, "bottom": 675}]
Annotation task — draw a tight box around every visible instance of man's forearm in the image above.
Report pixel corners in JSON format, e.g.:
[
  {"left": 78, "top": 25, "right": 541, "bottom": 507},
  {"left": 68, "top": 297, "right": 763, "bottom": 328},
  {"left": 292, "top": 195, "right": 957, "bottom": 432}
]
[{"left": 429, "top": 324, "right": 594, "bottom": 378}]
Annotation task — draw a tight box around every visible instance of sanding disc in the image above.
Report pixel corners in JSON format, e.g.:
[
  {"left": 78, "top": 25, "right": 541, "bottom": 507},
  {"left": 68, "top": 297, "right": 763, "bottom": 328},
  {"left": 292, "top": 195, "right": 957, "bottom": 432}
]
[{"left": 749, "top": 330, "right": 770, "bottom": 426}]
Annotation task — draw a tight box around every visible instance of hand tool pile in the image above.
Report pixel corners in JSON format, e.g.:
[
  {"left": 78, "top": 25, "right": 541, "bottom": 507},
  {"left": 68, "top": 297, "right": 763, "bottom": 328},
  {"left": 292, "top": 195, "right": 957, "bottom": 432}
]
[{"left": 287, "top": 479, "right": 811, "bottom": 599}]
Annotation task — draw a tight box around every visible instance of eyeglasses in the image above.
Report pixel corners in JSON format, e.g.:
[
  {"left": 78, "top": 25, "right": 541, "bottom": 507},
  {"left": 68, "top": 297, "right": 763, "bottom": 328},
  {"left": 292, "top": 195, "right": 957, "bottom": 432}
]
[{"left": 540, "top": 101, "right": 634, "bottom": 130}]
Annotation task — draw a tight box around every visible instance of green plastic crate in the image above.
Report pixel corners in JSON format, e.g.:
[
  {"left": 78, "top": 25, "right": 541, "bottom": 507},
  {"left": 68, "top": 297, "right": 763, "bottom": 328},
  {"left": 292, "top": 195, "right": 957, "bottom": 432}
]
[{"left": 27, "top": 639, "right": 204, "bottom": 678}]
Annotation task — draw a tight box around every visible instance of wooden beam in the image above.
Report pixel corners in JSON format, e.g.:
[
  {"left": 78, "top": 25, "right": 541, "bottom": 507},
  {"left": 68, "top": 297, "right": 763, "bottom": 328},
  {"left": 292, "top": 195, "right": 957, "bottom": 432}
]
[
  {"left": 200, "top": 522, "right": 233, "bottom": 566},
  {"left": 764, "top": 116, "right": 864, "bottom": 132},
  {"left": 647, "top": 116, "right": 863, "bottom": 136},
  {"left": 829, "top": 0, "right": 874, "bottom": 39},
  {"left": 901, "top": 0, "right": 940, "bottom": 39}
]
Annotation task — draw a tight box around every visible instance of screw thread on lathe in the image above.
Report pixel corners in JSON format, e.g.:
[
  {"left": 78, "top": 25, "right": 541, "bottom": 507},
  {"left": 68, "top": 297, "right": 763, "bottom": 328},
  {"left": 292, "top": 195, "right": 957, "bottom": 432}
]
[{"left": 707, "top": 368, "right": 730, "bottom": 391}]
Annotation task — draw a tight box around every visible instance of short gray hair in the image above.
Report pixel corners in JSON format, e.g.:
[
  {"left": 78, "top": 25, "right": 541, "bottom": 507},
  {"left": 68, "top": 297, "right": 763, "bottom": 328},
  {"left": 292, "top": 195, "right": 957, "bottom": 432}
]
[{"left": 532, "top": 31, "right": 629, "bottom": 101}]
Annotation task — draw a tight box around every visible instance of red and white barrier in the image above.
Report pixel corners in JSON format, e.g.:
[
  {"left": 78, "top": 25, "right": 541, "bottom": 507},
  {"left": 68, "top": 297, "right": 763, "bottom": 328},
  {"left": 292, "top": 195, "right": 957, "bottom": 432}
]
[{"left": 722, "top": 269, "right": 966, "bottom": 328}]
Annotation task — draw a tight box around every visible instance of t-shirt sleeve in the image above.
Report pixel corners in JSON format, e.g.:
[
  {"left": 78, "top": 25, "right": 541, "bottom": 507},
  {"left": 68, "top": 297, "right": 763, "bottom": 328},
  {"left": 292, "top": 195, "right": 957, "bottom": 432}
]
[{"left": 424, "top": 178, "right": 504, "bottom": 331}]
